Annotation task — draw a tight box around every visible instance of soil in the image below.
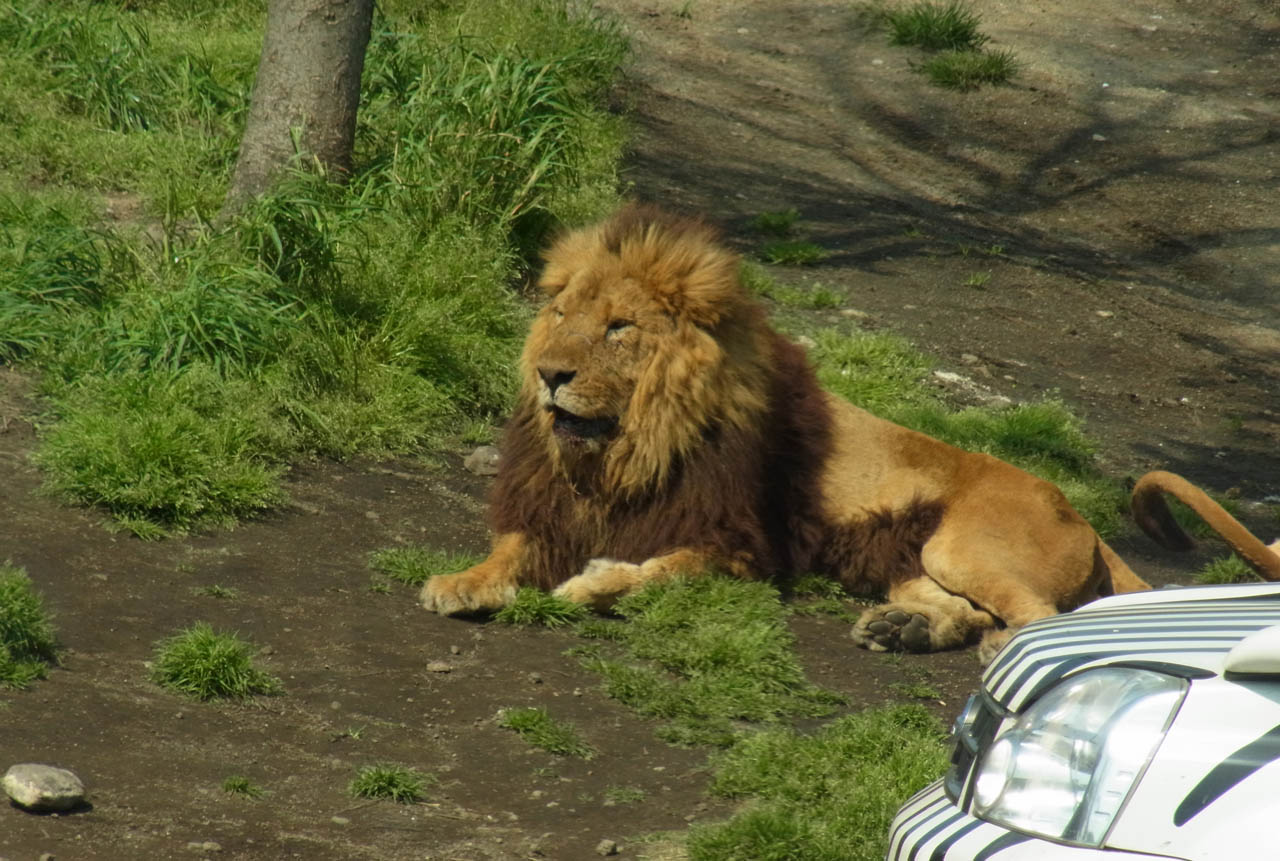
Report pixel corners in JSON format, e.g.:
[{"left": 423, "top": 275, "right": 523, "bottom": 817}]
[{"left": 3, "top": 1, "right": 1278, "bottom": 859}]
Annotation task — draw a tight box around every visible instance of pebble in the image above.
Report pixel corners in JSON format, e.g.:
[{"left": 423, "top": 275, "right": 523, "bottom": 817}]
[
  {"left": 331, "top": 816, "right": 351, "bottom": 826},
  {"left": 463, "top": 445, "right": 501, "bottom": 476},
  {"left": 3, "top": 764, "right": 85, "bottom": 812},
  {"left": 426, "top": 661, "right": 453, "bottom": 673},
  {"left": 596, "top": 838, "right": 620, "bottom": 856},
  {"left": 185, "top": 841, "right": 222, "bottom": 852}
]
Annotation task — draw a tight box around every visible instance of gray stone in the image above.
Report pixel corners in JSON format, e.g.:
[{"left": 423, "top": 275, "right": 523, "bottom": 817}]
[
  {"left": 464, "top": 445, "right": 501, "bottom": 476},
  {"left": 596, "top": 838, "right": 620, "bottom": 856},
  {"left": 3, "top": 764, "right": 85, "bottom": 812}
]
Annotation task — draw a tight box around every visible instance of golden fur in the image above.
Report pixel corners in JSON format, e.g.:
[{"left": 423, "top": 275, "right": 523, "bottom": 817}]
[
  {"left": 421, "top": 205, "right": 1196, "bottom": 661},
  {"left": 1132, "top": 470, "right": 1280, "bottom": 580}
]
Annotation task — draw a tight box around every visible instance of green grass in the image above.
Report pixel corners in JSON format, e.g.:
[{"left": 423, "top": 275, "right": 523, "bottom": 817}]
[
  {"left": 761, "top": 240, "right": 828, "bottom": 266},
  {"left": 742, "top": 264, "right": 843, "bottom": 309},
  {"left": 576, "top": 576, "right": 844, "bottom": 747},
  {"left": 880, "top": 1, "right": 1017, "bottom": 90},
  {"left": 499, "top": 706, "right": 596, "bottom": 758},
  {"left": 884, "top": 1, "right": 987, "bottom": 51},
  {"left": 1195, "top": 554, "right": 1258, "bottom": 585},
  {"left": 349, "top": 763, "right": 431, "bottom": 803},
  {"left": 688, "top": 705, "right": 949, "bottom": 860},
  {"left": 0, "top": 563, "right": 59, "bottom": 690},
  {"left": 368, "top": 546, "right": 484, "bottom": 587},
  {"left": 751, "top": 208, "right": 800, "bottom": 236},
  {"left": 1, "top": 0, "right": 628, "bottom": 535},
  {"left": 604, "top": 785, "right": 647, "bottom": 805},
  {"left": 194, "top": 584, "right": 238, "bottom": 599},
  {"left": 150, "top": 622, "right": 281, "bottom": 701},
  {"left": 495, "top": 588, "right": 589, "bottom": 628},
  {"left": 221, "top": 775, "right": 264, "bottom": 799},
  {"left": 921, "top": 48, "right": 1019, "bottom": 89}
]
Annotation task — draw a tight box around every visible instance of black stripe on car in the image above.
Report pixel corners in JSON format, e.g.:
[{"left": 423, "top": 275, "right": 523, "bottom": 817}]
[
  {"left": 906, "top": 808, "right": 968, "bottom": 861},
  {"left": 972, "top": 830, "right": 1032, "bottom": 860},
  {"left": 928, "top": 818, "right": 984, "bottom": 860},
  {"left": 1174, "top": 722, "right": 1280, "bottom": 826}
]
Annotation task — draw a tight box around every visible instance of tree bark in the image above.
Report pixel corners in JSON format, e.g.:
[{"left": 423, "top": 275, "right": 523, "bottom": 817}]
[{"left": 224, "top": 0, "right": 374, "bottom": 213}]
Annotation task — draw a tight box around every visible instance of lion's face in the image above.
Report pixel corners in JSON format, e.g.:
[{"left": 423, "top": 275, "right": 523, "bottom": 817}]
[
  {"left": 519, "top": 207, "right": 772, "bottom": 493},
  {"left": 526, "top": 274, "right": 675, "bottom": 452}
]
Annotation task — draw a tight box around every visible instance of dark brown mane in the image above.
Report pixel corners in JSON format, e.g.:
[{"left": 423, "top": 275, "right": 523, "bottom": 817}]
[{"left": 490, "top": 332, "right": 835, "bottom": 591}]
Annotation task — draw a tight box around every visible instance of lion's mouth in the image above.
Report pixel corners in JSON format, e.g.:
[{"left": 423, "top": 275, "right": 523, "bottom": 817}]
[{"left": 550, "top": 406, "right": 618, "bottom": 442}]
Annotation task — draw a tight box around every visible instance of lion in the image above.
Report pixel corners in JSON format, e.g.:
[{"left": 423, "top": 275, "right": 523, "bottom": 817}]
[
  {"left": 419, "top": 205, "right": 1265, "bottom": 661},
  {"left": 1131, "top": 470, "right": 1280, "bottom": 579}
]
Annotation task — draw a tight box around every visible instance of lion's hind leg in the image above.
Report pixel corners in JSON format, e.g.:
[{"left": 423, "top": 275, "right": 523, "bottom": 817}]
[{"left": 852, "top": 576, "right": 997, "bottom": 654}]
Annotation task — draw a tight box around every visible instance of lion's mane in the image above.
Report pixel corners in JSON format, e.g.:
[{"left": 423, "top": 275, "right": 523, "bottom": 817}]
[{"left": 487, "top": 206, "right": 839, "bottom": 592}]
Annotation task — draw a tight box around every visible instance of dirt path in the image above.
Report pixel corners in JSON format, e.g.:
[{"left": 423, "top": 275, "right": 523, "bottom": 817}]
[
  {"left": 3, "top": 2, "right": 1279, "bottom": 858},
  {"left": 611, "top": 0, "right": 1279, "bottom": 494}
]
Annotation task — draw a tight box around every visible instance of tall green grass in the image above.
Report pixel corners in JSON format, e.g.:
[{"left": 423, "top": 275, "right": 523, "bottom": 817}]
[
  {"left": 1, "top": 0, "right": 627, "bottom": 535},
  {"left": 0, "top": 563, "right": 59, "bottom": 690}
]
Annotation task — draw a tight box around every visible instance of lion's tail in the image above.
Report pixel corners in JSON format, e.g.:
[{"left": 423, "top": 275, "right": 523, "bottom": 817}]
[{"left": 1131, "top": 470, "right": 1280, "bottom": 582}]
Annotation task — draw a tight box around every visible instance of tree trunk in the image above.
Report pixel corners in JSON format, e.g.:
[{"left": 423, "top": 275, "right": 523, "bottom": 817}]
[{"left": 224, "top": 0, "right": 374, "bottom": 213}]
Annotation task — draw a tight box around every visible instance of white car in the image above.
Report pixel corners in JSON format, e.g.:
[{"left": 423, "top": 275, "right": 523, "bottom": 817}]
[{"left": 887, "top": 582, "right": 1280, "bottom": 861}]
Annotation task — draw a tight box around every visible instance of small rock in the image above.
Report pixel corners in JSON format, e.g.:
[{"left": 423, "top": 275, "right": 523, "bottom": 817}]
[
  {"left": 39, "top": 854, "right": 56, "bottom": 861},
  {"left": 331, "top": 816, "right": 351, "bottom": 826},
  {"left": 596, "top": 838, "right": 620, "bottom": 856},
  {"left": 1095, "top": 310, "right": 1114, "bottom": 318},
  {"left": 426, "top": 661, "right": 453, "bottom": 673},
  {"left": 464, "top": 445, "right": 501, "bottom": 476},
  {"left": 3, "top": 764, "right": 85, "bottom": 812},
  {"left": 959, "top": 353, "right": 980, "bottom": 365},
  {"left": 185, "top": 841, "right": 221, "bottom": 852},
  {"left": 529, "top": 672, "right": 544, "bottom": 684},
  {"left": 449, "top": 645, "right": 462, "bottom": 655},
  {"left": 795, "top": 334, "right": 817, "bottom": 350}
]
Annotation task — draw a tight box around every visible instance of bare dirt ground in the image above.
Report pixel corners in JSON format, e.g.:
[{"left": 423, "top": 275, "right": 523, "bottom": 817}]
[{"left": 3, "top": 1, "right": 1278, "bottom": 858}]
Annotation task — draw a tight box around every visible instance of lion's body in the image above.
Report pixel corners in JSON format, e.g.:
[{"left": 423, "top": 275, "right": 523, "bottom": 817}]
[{"left": 422, "top": 206, "right": 1153, "bottom": 659}]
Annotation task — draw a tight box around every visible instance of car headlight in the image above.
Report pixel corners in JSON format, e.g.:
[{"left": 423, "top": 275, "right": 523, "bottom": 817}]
[{"left": 971, "top": 667, "right": 1186, "bottom": 845}]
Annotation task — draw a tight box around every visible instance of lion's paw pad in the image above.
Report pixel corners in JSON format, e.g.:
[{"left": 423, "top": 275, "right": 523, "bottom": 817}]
[{"left": 856, "top": 610, "right": 932, "bottom": 653}]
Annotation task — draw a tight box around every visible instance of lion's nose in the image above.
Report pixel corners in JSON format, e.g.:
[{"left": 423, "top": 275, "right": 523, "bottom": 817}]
[{"left": 538, "top": 367, "right": 576, "bottom": 396}]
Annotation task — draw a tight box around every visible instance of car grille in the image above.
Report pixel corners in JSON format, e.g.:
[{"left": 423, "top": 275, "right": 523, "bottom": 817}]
[{"left": 943, "top": 690, "right": 1006, "bottom": 803}]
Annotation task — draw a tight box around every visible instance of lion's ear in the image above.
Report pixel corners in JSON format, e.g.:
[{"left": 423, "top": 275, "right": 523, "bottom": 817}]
[
  {"left": 652, "top": 246, "right": 744, "bottom": 329},
  {"left": 538, "top": 227, "right": 603, "bottom": 296}
]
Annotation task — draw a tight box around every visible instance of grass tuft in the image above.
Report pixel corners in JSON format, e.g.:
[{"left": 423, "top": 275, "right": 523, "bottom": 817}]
[
  {"left": 495, "top": 588, "right": 589, "bottom": 628},
  {"left": 499, "top": 706, "right": 596, "bottom": 758},
  {"left": 761, "top": 240, "right": 828, "bottom": 266},
  {"left": 688, "top": 705, "right": 949, "bottom": 860},
  {"left": 0, "top": 563, "right": 59, "bottom": 690},
  {"left": 884, "top": 1, "right": 988, "bottom": 52},
  {"left": 368, "top": 546, "right": 483, "bottom": 587},
  {"left": 751, "top": 209, "right": 800, "bottom": 236},
  {"left": 349, "top": 763, "right": 431, "bottom": 803},
  {"left": 150, "top": 622, "right": 281, "bottom": 701},
  {"left": 1195, "top": 554, "right": 1258, "bottom": 585},
  {"left": 921, "top": 48, "right": 1019, "bottom": 89},
  {"left": 221, "top": 775, "right": 265, "bottom": 799},
  {"left": 578, "top": 576, "right": 843, "bottom": 747}
]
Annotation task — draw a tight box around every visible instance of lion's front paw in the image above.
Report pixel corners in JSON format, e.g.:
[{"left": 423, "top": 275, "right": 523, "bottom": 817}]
[
  {"left": 420, "top": 569, "right": 516, "bottom": 616},
  {"left": 852, "top": 605, "right": 934, "bottom": 653},
  {"left": 553, "top": 558, "right": 643, "bottom": 610}
]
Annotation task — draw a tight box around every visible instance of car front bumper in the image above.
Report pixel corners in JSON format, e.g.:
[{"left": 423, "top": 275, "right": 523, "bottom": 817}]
[{"left": 886, "top": 782, "right": 1186, "bottom": 861}]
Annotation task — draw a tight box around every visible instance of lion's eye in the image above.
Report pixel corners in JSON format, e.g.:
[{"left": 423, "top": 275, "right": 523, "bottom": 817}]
[{"left": 605, "top": 320, "right": 634, "bottom": 339}]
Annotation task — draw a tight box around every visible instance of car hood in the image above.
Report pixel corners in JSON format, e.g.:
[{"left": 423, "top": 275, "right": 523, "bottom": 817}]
[{"left": 982, "top": 583, "right": 1280, "bottom": 711}]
